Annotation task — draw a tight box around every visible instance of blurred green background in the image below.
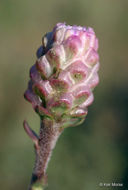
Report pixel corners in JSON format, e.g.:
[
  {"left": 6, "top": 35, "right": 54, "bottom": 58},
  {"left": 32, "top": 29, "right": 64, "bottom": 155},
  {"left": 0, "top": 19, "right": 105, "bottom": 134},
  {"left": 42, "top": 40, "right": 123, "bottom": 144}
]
[{"left": 0, "top": 0, "right": 128, "bottom": 189}]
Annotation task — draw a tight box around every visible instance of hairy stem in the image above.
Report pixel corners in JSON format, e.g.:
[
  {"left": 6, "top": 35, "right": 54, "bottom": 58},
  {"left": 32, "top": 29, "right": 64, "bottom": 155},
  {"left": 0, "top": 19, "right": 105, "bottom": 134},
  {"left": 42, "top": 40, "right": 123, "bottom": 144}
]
[{"left": 24, "top": 119, "right": 63, "bottom": 190}]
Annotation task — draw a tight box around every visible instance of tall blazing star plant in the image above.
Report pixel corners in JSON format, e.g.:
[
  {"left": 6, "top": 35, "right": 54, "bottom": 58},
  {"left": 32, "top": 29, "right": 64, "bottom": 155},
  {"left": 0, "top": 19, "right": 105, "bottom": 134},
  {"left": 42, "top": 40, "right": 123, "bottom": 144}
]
[{"left": 23, "top": 23, "right": 100, "bottom": 190}]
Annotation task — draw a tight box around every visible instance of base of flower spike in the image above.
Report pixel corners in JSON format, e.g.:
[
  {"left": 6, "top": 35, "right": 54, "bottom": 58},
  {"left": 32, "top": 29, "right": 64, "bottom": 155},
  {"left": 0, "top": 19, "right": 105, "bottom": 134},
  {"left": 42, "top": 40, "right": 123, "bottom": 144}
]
[{"left": 24, "top": 119, "right": 63, "bottom": 190}]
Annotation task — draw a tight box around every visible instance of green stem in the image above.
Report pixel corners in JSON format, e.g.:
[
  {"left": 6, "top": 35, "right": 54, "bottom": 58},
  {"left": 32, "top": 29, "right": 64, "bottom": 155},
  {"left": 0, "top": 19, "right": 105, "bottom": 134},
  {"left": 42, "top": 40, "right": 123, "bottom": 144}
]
[{"left": 24, "top": 119, "right": 63, "bottom": 190}]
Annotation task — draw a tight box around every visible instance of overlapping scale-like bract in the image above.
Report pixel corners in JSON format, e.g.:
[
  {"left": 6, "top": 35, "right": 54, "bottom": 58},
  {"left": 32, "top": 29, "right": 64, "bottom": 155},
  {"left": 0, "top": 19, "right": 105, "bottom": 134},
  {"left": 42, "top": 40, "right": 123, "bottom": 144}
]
[{"left": 24, "top": 23, "right": 100, "bottom": 128}]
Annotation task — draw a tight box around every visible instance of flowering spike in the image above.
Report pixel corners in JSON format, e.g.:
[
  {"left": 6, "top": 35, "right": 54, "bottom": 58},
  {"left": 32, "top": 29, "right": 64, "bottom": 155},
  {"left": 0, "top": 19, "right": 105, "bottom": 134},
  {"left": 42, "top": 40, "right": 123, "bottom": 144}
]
[{"left": 24, "top": 23, "right": 100, "bottom": 190}]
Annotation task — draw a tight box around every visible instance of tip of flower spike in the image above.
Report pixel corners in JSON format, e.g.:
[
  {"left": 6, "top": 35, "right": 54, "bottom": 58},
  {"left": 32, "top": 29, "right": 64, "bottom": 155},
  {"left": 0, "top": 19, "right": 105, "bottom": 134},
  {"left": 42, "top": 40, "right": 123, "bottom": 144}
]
[{"left": 54, "top": 23, "right": 89, "bottom": 33}]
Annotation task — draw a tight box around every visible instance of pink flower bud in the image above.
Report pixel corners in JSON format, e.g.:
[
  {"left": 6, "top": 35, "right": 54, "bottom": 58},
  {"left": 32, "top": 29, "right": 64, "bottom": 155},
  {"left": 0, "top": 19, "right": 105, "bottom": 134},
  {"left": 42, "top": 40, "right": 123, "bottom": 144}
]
[{"left": 25, "top": 23, "right": 100, "bottom": 128}]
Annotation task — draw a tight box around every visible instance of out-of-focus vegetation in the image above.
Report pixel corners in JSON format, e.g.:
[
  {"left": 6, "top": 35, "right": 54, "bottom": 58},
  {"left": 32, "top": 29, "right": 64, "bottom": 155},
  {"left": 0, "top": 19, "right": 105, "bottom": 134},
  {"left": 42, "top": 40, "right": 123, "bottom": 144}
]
[{"left": 0, "top": 0, "right": 128, "bottom": 189}]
